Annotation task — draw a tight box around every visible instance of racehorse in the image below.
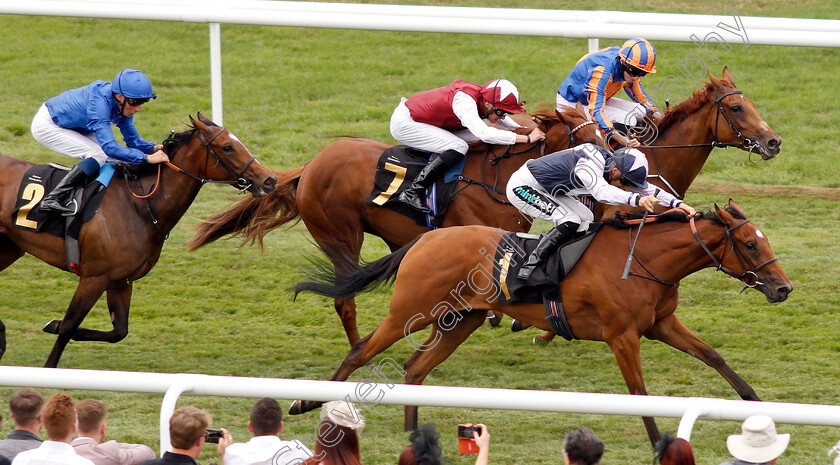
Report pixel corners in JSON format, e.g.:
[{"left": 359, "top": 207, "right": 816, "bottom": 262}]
[
  {"left": 188, "top": 105, "right": 601, "bottom": 344},
  {"left": 290, "top": 200, "right": 793, "bottom": 446},
  {"left": 0, "top": 113, "right": 277, "bottom": 367},
  {"left": 522, "top": 66, "right": 783, "bottom": 343}
]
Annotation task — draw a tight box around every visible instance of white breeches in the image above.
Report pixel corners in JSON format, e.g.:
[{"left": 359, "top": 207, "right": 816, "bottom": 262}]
[
  {"left": 31, "top": 104, "right": 108, "bottom": 167},
  {"left": 556, "top": 94, "right": 646, "bottom": 127},
  {"left": 389, "top": 98, "right": 469, "bottom": 155},
  {"left": 506, "top": 163, "right": 594, "bottom": 231}
]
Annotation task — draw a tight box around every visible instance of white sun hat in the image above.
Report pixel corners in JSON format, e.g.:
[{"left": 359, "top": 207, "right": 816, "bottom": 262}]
[
  {"left": 726, "top": 415, "right": 790, "bottom": 463},
  {"left": 320, "top": 400, "right": 365, "bottom": 433}
]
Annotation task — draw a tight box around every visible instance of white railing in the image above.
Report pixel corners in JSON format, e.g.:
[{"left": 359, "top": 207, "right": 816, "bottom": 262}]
[
  {"left": 2, "top": 366, "right": 840, "bottom": 455},
  {"left": 2, "top": 1, "right": 839, "bottom": 124}
]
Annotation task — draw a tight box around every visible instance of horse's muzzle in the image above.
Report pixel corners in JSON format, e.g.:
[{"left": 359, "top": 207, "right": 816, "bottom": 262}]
[
  {"left": 758, "top": 135, "right": 782, "bottom": 160},
  {"left": 251, "top": 175, "right": 277, "bottom": 197}
]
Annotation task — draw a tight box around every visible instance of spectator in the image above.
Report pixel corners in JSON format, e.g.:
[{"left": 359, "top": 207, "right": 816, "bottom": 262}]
[
  {"left": 719, "top": 415, "right": 789, "bottom": 465},
  {"left": 309, "top": 401, "right": 365, "bottom": 465},
  {"left": 0, "top": 410, "right": 8, "bottom": 465},
  {"left": 829, "top": 439, "right": 840, "bottom": 465},
  {"left": 12, "top": 393, "right": 93, "bottom": 465},
  {"left": 217, "top": 398, "right": 312, "bottom": 465},
  {"left": 562, "top": 427, "right": 604, "bottom": 465},
  {"left": 71, "top": 399, "right": 155, "bottom": 465},
  {"left": 654, "top": 434, "right": 696, "bottom": 465},
  {"left": 0, "top": 389, "right": 45, "bottom": 460},
  {"left": 140, "top": 406, "right": 218, "bottom": 465},
  {"left": 470, "top": 424, "right": 490, "bottom": 465},
  {"left": 398, "top": 424, "right": 446, "bottom": 465}
]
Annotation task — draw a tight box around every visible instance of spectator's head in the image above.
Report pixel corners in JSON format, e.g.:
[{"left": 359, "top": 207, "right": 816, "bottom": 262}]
[
  {"left": 41, "top": 393, "right": 77, "bottom": 442},
  {"left": 169, "top": 406, "right": 211, "bottom": 452},
  {"left": 249, "top": 398, "right": 283, "bottom": 436},
  {"left": 76, "top": 399, "right": 107, "bottom": 440},
  {"left": 654, "top": 434, "right": 696, "bottom": 465},
  {"left": 10, "top": 388, "right": 44, "bottom": 430},
  {"left": 314, "top": 401, "right": 365, "bottom": 465},
  {"left": 726, "top": 415, "right": 789, "bottom": 464},
  {"left": 563, "top": 427, "right": 604, "bottom": 465},
  {"left": 398, "top": 424, "right": 448, "bottom": 465}
]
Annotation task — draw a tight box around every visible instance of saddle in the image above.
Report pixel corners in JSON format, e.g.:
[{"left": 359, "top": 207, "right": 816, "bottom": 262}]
[
  {"left": 364, "top": 146, "right": 465, "bottom": 229},
  {"left": 12, "top": 163, "right": 115, "bottom": 274}
]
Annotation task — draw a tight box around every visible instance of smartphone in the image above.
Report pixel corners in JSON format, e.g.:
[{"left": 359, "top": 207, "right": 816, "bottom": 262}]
[
  {"left": 457, "top": 425, "right": 481, "bottom": 438},
  {"left": 457, "top": 424, "right": 481, "bottom": 453},
  {"left": 204, "top": 429, "right": 224, "bottom": 443}
]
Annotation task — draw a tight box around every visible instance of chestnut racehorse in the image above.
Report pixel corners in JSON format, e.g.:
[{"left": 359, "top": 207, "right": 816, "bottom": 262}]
[
  {"left": 290, "top": 200, "right": 792, "bottom": 446},
  {"left": 188, "top": 105, "right": 601, "bottom": 344},
  {"left": 0, "top": 113, "right": 277, "bottom": 367}
]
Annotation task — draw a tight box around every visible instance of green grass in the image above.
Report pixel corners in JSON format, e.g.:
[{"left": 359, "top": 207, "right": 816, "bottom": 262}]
[{"left": 1, "top": 2, "right": 839, "bottom": 464}]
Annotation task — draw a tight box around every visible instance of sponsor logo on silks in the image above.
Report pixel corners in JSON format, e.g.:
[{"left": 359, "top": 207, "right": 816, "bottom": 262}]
[{"left": 513, "top": 186, "right": 555, "bottom": 215}]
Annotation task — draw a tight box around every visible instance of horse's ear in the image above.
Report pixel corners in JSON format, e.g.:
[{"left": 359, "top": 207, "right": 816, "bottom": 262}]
[
  {"left": 191, "top": 114, "right": 208, "bottom": 133},
  {"left": 708, "top": 71, "right": 722, "bottom": 89},
  {"left": 728, "top": 198, "right": 744, "bottom": 215},
  {"left": 715, "top": 202, "right": 735, "bottom": 225},
  {"left": 196, "top": 111, "right": 213, "bottom": 124},
  {"left": 721, "top": 66, "right": 735, "bottom": 86},
  {"left": 575, "top": 101, "right": 586, "bottom": 115}
]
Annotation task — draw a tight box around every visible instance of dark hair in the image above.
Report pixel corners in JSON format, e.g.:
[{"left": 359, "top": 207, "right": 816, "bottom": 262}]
[
  {"left": 10, "top": 388, "right": 45, "bottom": 427},
  {"left": 314, "top": 419, "right": 361, "bottom": 465},
  {"left": 564, "top": 427, "right": 604, "bottom": 465},
  {"left": 654, "top": 434, "right": 696, "bottom": 465},
  {"left": 398, "top": 424, "right": 448, "bottom": 465},
  {"left": 251, "top": 398, "right": 283, "bottom": 436}
]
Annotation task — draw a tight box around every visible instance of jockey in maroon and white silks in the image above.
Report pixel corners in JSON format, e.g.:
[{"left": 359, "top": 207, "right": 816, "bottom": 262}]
[{"left": 389, "top": 79, "right": 545, "bottom": 212}]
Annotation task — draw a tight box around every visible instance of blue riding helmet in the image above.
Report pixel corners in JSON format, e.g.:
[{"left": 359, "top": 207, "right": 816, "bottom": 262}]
[
  {"left": 111, "top": 69, "right": 157, "bottom": 99},
  {"left": 612, "top": 147, "right": 649, "bottom": 189}
]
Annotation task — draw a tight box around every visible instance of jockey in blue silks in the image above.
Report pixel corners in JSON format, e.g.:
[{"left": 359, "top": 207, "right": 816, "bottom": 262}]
[{"left": 31, "top": 69, "right": 170, "bottom": 214}]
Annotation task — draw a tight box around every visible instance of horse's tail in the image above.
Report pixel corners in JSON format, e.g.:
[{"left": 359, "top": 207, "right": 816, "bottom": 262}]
[
  {"left": 294, "top": 236, "right": 421, "bottom": 300},
  {"left": 187, "top": 164, "right": 306, "bottom": 251}
]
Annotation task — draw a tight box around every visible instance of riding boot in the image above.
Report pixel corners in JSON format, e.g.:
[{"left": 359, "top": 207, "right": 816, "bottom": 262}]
[
  {"left": 517, "top": 222, "right": 578, "bottom": 281},
  {"left": 398, "top": 155, "right": 450, "bottom": 212},
  {"left": 40, "top": 165, "right": 89, "bottom": 215}
]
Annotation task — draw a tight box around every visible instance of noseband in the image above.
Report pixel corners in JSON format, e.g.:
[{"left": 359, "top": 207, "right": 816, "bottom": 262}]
[{"left": 690, "top": 215, "right": 778, "bottom": 292}]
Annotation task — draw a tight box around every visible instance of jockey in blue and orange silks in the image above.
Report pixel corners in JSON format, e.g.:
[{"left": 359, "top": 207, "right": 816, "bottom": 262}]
[{"left": 556, "top": 38, "right": 663, "bottom": 149}]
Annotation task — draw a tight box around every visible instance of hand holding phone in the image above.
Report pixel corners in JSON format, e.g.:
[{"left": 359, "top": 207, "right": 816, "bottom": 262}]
[{"left": 457, "top": 424, "right": 483, "bottom": 453}]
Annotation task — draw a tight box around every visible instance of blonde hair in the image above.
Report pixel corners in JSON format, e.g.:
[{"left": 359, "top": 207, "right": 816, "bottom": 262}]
[
  {"left": 76, "top": 399, "right": 107, "bottom": 435},
  {"left": 169, "top": 406, "right": 211, "bottom": 449}
]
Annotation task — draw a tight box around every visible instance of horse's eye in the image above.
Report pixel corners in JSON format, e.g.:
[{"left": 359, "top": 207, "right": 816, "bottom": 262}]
[
  {"left": 731, "top": 105, "right": 741, "bottom": 113},
  {"left": 222, "top": 144, "right": 233, "bottom": 152},
  {"left": 745, "top": 241, "right": 756, "bottom": 250}
]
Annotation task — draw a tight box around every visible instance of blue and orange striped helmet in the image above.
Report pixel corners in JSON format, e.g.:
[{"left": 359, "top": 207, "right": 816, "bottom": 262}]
[{"left": 619, "top": 38, "right": 657, "bottom": 74}]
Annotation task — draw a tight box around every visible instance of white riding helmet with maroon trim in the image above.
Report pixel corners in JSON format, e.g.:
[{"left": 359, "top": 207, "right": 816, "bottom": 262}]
[{"left": 480, "top": 79, "right": 526, "bottom": 114}]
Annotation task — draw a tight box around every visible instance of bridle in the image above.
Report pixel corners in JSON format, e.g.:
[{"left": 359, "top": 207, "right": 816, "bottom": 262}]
[
  {"left": 623, "top": 212, "right": 777, "bottom": 292},
  {"left": 689, "top": 214, "right": 777, "bottom": 293},
  {"left": 639, "top": 88, "right": 765, "bottom": 198}
]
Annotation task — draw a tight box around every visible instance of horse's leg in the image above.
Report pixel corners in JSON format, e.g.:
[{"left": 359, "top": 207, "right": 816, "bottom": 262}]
[
  {"left": 606, "top": 331, "right": 660, "bottom": 447},
  {"left": 290, "top": 311, "right": 431, "bottom": 415},
  {"left": 402, "top": 309, "right": 486, "bottom": 431},
  {"left": 50, "top": 282, "right": 132, "bottom": 343},
  {"left": 646, "top": 313, "right": 759, "bottom": 400},
  {"left": 0, "top": 235, "right": 25, "bottom": 361},
  {"left": 44, "top": 276, "right": 109, "bottom": 368}
]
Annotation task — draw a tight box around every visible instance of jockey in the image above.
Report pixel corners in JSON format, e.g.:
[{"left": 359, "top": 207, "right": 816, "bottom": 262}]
[
  {"left": 556, "top": 38, "right": 662, "bottom": 149},
  {"left": 390, "top": 78, "right": 546, "bottom": 212},
  {"left": 506, "top": 143, "right": 696, "bottom": 280},
  {"left": 31, "top": 68, "right": 170, "bottom": 215}
]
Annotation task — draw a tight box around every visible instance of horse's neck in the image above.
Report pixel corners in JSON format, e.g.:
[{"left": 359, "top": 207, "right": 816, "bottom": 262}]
[
  {"left": 648, "top": 105, "right": 715, "bottom": 196},
  {"left": 630, "top": 219, "right": 726, "bottom": 281},
  {"left": 139, "top": 152, "right": 205, "bottom": 234}
]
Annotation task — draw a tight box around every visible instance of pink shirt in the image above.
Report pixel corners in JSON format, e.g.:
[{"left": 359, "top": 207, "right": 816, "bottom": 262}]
[{"left": 71, "top": 437, "right": 155, "bottom": 465}]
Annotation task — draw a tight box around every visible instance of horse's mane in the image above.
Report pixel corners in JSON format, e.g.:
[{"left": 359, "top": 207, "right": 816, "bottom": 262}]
[
  {"left": 115, "top": 120, "right": 216, "bottom": 178},
  {"left": 603, "top": 205, "right": 745, "bottom": 230},
  {"left": 655, "top": 79, "right": 733, "bottom": 134}
]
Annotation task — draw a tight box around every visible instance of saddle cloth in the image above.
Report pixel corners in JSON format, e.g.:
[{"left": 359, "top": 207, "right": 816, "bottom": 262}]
[
  {"left": 492, "top": 223, "right": 603, "bottom": 305},
  {"left": 364, "top": 146, "right": 465, "bottom": 229},
  {"left": 12, "top": 163, "right": 115, "bottom": 239}
]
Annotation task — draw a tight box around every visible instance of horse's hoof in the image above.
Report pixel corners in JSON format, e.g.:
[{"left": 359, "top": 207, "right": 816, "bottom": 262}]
[
  {"left": 486, "top": 311, "right": 502, "bottom": 327},
  {"left": 533, "top": 335, "right": 551, "bottom": 345},
  {"left": 288, "top": 400, "right": 304, "bottom": 415},
  {"left": 511, "top": 320, "right": 525, "bottom": 332},
  {"left": 43, "top": 320, "right": 61, "bottom": 334}
]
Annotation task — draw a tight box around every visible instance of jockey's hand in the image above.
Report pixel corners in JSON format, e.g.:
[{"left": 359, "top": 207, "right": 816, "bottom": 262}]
[
  {"left": 639, "top": 195, "right": 659, "bottom": 212},
  {"left": 613, "top": 132, "right": 640, "bottom": 148},
  {"left": 153, "top": 144, "right": 164, "bottom": 152},
  {"left": 146, "top": 150, "right": 170, "bottom": 164},
  {"left": 529, "top": 127, "right": 546, "bottom": 142},
  {"left": 677, "top": 203, "right": 697, "bottom": 217}
]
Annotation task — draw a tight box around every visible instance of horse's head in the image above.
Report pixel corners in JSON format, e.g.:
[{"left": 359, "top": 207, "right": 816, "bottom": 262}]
[
  {"left": 534, "top": 102, "right": 603, "bottom": 152},
  {"left": 186, "top": 113, "right": 277, "bottom": 197},
  {"left": 714, "top": 199, "right": 793, "bottom": 302},
  {"left": 708, "top": 67, "right": 782, "bottom": 160}
]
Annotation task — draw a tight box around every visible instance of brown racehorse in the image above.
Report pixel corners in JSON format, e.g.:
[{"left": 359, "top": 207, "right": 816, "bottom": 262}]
[
  {"left": 188, "top": 105, "right": 601, "bottom": 344},
  {"left": 524, "top": 67, "right": 783, "bottom": 343},
  {"left": 0, "top": 113, "right": 277, "bottom": 367},
  {"left": 290, "top": 200, "right": 792, "bottom": 446}
]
